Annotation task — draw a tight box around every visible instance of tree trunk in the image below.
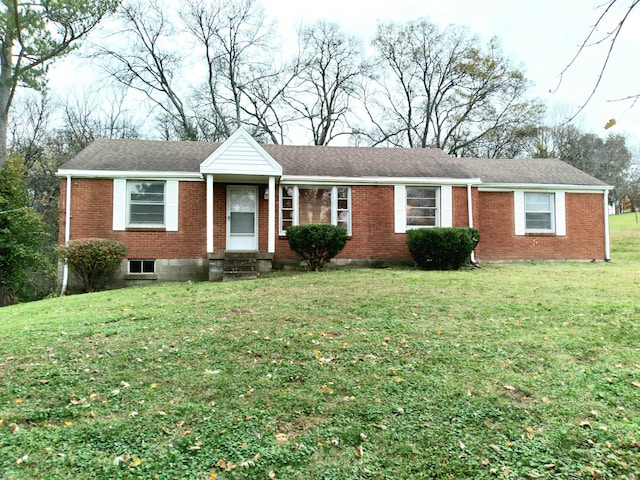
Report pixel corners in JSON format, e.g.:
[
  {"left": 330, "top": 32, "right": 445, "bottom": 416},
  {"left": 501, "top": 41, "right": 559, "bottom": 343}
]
[{"left": 0, "top": 32, "right": 14, "bottom": 168}]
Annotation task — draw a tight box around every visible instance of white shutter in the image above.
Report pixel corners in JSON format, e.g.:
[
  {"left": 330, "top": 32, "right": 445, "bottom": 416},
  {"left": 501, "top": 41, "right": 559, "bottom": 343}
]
[
  {"left": 555, "top": 191, "right": 566, "bottom": 236},
  {"left": 113, "top": 179, "right": 127, "bottom": 231},
  {"left": 514, "top": 190, "right": 525, "bottom": 236},
  {"left": 165, "top": 180, "right": 179, "bottom": 232},
  {"left": 440, "top": 185, "right": 453, "bottom": 227},
  {"left": 394, "top": 185, "right": 406, "bottom": 233}
]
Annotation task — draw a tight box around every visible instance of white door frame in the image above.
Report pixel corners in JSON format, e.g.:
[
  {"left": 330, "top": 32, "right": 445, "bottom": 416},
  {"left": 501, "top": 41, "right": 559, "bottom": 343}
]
[{"left": 226, "top": 185, "right": 258, "bottom": 251}]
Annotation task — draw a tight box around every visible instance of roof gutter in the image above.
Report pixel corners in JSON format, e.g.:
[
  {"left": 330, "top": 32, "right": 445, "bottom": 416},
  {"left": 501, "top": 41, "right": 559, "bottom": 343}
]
[{"left": 281, "top": 175, "right": 482, "bottom": 186}]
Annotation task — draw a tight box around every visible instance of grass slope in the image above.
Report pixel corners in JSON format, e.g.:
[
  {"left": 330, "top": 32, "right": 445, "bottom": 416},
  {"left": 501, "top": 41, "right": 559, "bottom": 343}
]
[{"left": 1, "top": 215, "right": 639, "bottom": 479}]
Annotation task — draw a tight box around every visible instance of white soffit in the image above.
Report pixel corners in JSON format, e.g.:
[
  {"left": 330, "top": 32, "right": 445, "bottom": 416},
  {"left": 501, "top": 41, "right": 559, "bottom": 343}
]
[{"left": 199, "top": 127, "right": 283, "bottom": 177}]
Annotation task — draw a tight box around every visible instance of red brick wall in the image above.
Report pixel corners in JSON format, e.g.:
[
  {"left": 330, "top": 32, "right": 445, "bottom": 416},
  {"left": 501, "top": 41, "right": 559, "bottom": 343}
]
[
  {"left": 475, "top": 191, "right": 606, "bottom": 261},
  {"left": 59, "top": 179, "right": 207, "bottom": 259},
  {"left": 59, "top": 180, "right": 607, "bottom": 264},
  {"left": 274, "top": 185, "right": 473, "bottom": 260}
]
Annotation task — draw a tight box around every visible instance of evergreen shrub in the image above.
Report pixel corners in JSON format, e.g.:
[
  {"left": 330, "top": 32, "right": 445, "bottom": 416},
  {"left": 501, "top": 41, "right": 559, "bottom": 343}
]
[
  {"left": 285, "top": 224, "right": 348, "bottom": 271},
  {"left": 407, "top": 227, "right": 479, "bottom": 270}
]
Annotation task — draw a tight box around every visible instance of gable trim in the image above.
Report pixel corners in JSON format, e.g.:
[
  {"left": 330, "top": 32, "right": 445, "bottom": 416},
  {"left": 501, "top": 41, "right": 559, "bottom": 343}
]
[{"left": 199, "top": 127, "right": 283, "bottom": 176}]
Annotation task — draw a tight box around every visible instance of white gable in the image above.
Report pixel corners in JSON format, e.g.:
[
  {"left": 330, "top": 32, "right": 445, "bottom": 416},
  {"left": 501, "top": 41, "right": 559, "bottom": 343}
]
[{"left": 200, "top": 128, "right": 283, "bottom": 177}]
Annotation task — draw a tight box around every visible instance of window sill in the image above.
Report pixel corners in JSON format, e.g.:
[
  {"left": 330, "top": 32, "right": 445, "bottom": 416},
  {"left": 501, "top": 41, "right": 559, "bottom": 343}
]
[
  {"left": 524, "top": 232, "right": 556, "bottom": 237},
  {"left": 125, "top": 227, "right": 166, "bottom": 232},
  {"left": 125, "top": 273, "right": 158, "bottom": 280}
]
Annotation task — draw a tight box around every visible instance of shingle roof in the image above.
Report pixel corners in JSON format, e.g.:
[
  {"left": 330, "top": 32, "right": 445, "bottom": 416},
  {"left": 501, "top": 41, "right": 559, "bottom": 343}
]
[
  {"left": 452, "top": 158, "right": 609, "bottom": 186},
  {"left": 60, "top": 138, "right": 609, "bottom": 187}
]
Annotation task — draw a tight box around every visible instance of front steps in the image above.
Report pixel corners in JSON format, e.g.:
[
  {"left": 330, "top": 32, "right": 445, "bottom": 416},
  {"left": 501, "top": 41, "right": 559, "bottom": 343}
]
[{"left": 208, "top": 252, "right": 273, "bottom": 281}]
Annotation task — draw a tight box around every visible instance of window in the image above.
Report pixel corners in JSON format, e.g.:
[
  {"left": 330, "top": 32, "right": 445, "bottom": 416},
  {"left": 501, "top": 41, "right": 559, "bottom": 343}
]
[
  {"left": 128, "top": 181, "right": 165, "bottom": 226},
  {"left": 113, "top": 179, "right": 178, "bottom": 232},
  {"left": 406, "top": 187, "right": 439, "bottom": 228},
  {"left": 279, "top": 186, "right": 351, "bottom": 234},
  {"left": 524, "top": 192, "right": 554, "bottom": 232},
  {"left": 394, "top": 185, "right": 451, "bottom": 234},
  {"left": 129, "top": 259, "right": 155, "bottom": 274},
  {"left": 514, "top": 191, "right": 565, "bottom": 236}
]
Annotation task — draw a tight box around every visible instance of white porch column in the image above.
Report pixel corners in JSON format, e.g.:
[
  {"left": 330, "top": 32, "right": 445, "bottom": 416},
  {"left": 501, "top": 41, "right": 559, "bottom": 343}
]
[
  {"left": 207, "top": 174, "right": 214, "bottom": 252},
  {"left": 268, "top": 176, "right": 276, "bottom": 253}
]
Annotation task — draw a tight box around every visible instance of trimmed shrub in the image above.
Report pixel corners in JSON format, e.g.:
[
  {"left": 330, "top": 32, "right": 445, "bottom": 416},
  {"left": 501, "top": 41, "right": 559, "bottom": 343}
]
[
  {"left": 285, "top": 224, "right": 348, "bottom": 271},
  {"left": 56, "top": 239, "right": 127, "bottom": 293},
  {"left": 407, "top": 227, "right": 479, "bottom": 270}
]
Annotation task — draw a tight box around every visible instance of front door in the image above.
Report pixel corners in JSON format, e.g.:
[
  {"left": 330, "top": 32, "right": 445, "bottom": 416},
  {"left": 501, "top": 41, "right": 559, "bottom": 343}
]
[{"left": 227, "top": 186, "right": 258, "bottom": 251}]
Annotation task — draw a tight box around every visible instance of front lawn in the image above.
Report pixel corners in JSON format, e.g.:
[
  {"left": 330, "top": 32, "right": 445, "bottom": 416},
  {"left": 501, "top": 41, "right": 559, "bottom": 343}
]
[{"left": 0, "top": 214, "right": 638, "bottom": 479}]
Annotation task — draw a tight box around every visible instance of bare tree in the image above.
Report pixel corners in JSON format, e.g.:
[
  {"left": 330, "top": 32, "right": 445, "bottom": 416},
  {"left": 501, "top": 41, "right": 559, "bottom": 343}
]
[
  {"left": 284, "top": 21, "right": 367, "bottom": 145},
  {"left": 97, "top": 0, "right": 197, "bottom": 140},
  {"left": 364, "top": 19, "right": 543, "bottom": 157},
  {"left": 555, "top": 0, "right": 639, "bottom": 122},
  {"left": 182, "top": 0, "right": 289, "bottom": 142}
]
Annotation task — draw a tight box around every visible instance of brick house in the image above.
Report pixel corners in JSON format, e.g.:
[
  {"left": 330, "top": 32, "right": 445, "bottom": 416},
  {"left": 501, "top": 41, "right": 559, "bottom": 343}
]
[{"left": 57, "top": 128, "right": 611, "bottom": 286}]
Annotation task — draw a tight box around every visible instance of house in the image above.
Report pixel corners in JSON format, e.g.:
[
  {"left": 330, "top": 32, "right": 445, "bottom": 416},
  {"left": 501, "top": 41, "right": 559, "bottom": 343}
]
[{"left": 57, "top": 128, "right": 611, "bottom": 287}]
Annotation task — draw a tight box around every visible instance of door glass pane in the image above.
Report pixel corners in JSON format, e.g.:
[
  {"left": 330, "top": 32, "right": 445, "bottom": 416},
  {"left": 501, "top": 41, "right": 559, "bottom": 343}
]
[{"left": 230, "top": 212, "right": 255, "bottom": 234}]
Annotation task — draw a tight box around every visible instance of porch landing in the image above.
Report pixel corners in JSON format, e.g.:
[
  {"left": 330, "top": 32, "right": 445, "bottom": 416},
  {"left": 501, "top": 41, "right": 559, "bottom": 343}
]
[{"left": 208, "top": 252, "right": 274, "bottom": 282}]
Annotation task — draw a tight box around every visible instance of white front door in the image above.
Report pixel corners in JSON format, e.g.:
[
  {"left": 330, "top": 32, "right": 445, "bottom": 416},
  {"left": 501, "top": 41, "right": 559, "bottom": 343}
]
[{"left": 227, "top": 186, "right": 258, "bottom": 251}]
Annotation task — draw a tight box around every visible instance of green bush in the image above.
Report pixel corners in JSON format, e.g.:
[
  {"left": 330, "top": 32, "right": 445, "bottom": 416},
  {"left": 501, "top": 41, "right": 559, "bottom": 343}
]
[
  {"left": 407, "top": 227, "right": 479, "bottom": 270},
  {"left": 285, "top": 224, "right": 348, "bottom": 271},
  {"left": 1, "top": 156, "right": 53, "bottom": 306},
  {"left": 56, "top": 238, "right": 127, "bottom": 293}
]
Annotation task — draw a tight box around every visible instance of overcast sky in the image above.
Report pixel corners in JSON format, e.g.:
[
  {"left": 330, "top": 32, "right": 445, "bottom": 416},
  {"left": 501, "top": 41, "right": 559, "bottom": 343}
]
[
  {"left": 49, "top": 0, "right": 640, "bottom": 147},
  {"left": 267, "top": 0, "right": 640, "bottom": 144}
]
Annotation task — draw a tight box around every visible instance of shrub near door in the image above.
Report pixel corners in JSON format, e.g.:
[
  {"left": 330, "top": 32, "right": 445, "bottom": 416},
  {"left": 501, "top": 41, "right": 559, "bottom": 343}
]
[
  {"left": 285, "top": 224, "right": 348, "bottom": 271},
  {"left": 407, "top": 227, "right": 479, "bottom": 270}
]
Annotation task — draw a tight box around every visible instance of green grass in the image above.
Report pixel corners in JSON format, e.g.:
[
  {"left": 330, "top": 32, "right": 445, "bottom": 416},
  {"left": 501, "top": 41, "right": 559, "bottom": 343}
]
[{"left": 1, "top": 214, "right": 639, "bottom": 479}]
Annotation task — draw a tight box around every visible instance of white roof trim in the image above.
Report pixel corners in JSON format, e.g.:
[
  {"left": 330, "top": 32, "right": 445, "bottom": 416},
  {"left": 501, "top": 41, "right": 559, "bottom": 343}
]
[
  {"left": 281, "top": 175, "right": 482, "bottom": 186},
  {"left": 56, "top": 169, "right": 204, "bottom": 181},
  {"left": 199, "top": 127, "right": 283, "bottom": 176},
  {"left": 479, "top": 183, "right": 611, "bottom": 192}
]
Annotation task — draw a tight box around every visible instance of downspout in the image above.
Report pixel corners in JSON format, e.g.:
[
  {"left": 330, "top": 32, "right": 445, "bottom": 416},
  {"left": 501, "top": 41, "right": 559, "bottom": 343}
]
[
  {"left": 60, "top": 175, "right": 72, "bottom": 296},
  {"left": 604, "top": 189, "right": 611, "bottom": 261},
  {"left": 467, "top": 183, "right": 476, "bottom": 264}
]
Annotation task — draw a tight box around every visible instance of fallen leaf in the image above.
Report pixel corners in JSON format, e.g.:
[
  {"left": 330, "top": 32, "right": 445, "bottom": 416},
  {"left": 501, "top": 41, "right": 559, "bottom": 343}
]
[
  {"left": 459, "top": 441, "right": 466, "bottom": 450},
  {"left": 631, "top": 381, "right": 640, "bottom": 388},
  {"left": 579, "top": 420, "right": 592, "bottom": 428},
  {"left": 482, "top": 459, "right": 491, "bottom": 466},
  {"left": 15, "top": 455, "right": 28, "bottom": 465},
  {"left": 129, "top": 457, "right": 142, "bottom": 468},
  {"left": 275, "top": 433, "right": 288, "bottom": 444},
  {"left": 527, "top": 472, "right": 542, "bottom": 478},
  {"left": 11, "top": 423, "right": 19, "bottom": 435},
  {"left": 490, "top": 444, "right": 500, "bottom": 453},
  {"left": 355, "top": 445, "right": 364, "bottom": 458}
]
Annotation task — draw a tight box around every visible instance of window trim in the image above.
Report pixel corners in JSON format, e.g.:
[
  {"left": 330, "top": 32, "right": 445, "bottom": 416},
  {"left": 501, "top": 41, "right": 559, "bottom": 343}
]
[
  {"left": 127, "top": 180, "right": 166, "bottom": 228},
  {"left": 524, "top": 192, "right": 555, "bottom": 233},
  {"left": 405, "top": 186, "right": 440, "bottom": 230},
  {"left": 394, "top": 185, "right": 451, "bottom": 233},
  {"left": 113, "top": 179, "right": 179, "bottom": 232},
  {"left": 279, "top": 185, "right": 351, "bottom": 235},
  {"left": 514, "top": 190, "right": 566, "bottom": 236}
]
